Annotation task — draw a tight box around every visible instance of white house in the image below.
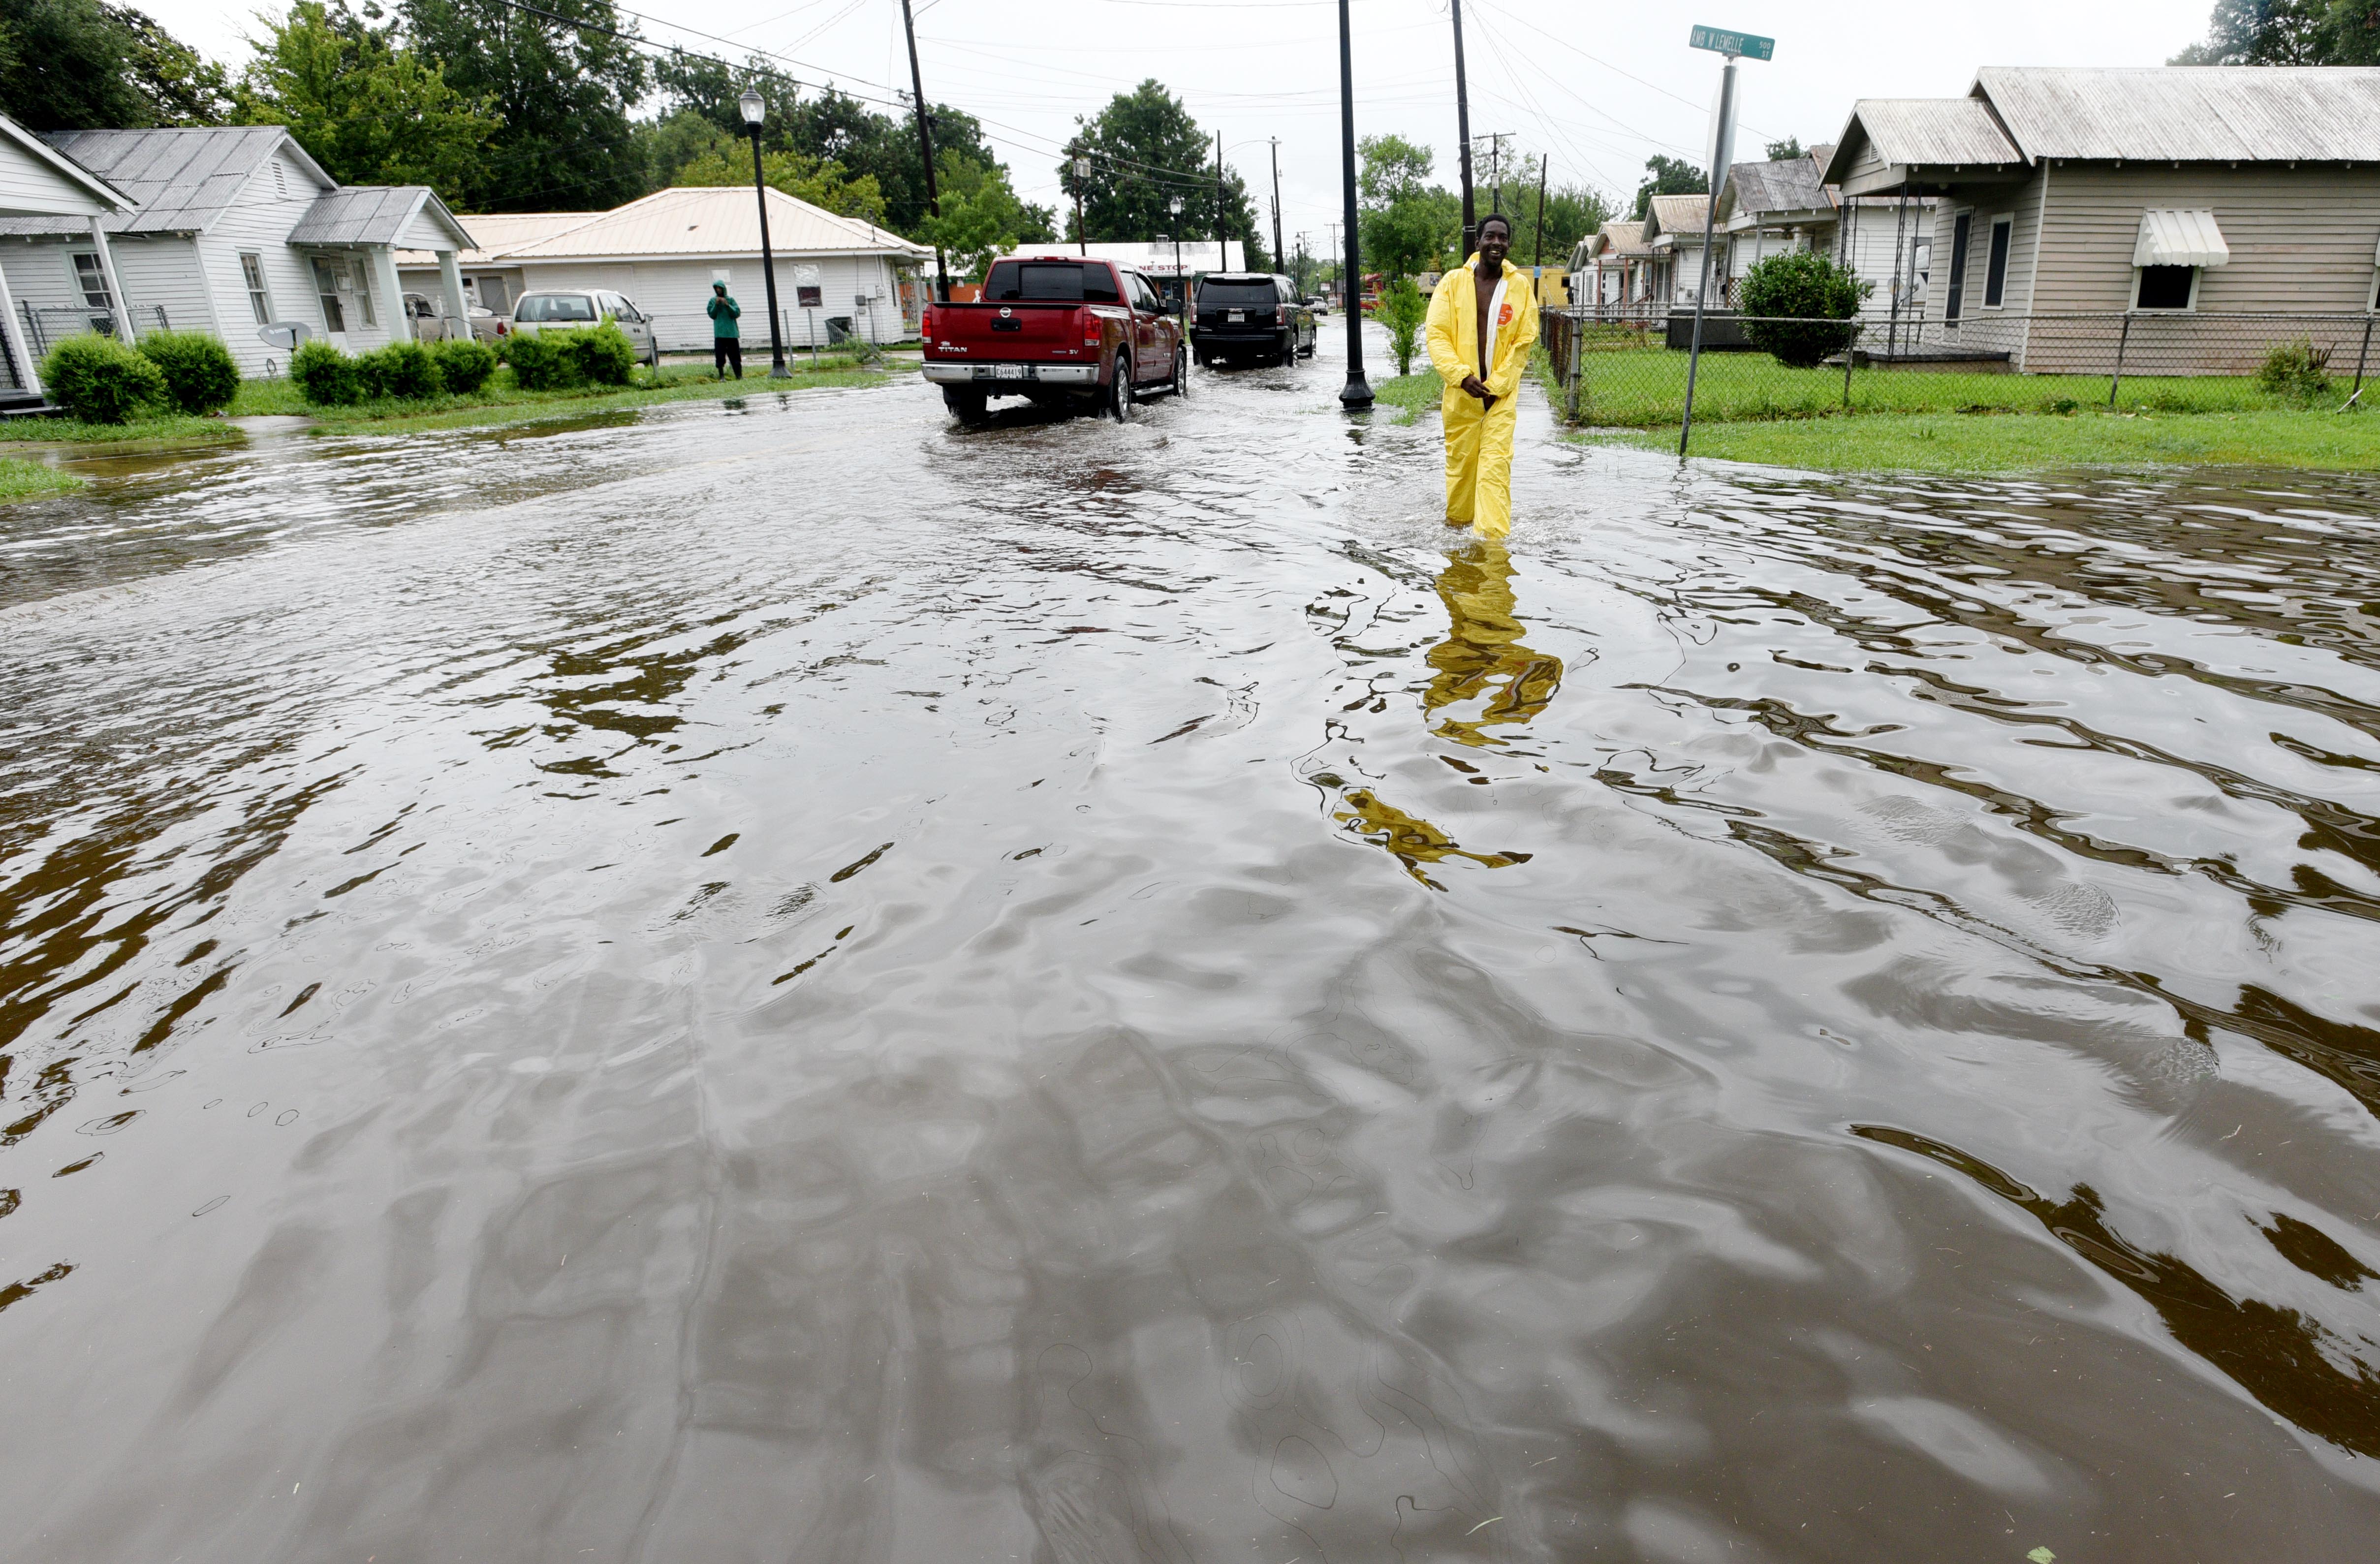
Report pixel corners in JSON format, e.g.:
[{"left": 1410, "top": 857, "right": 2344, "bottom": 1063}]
[
  {"left": 399, "top": 186, "right": 933, "bottom": 351},
  {"left": 390, "top": 210, "right": 599, "bottom": 317},
  {"left": 0, "top": 111, "right": 134, "bottom": 405},
  {"left": 0, "top": 125, "right": 475, "bottom": 376}
]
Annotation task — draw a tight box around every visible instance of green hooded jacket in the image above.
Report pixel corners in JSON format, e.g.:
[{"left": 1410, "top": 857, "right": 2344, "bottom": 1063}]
[{"left": 707, "top": 293, "right": 741, "bottom": 340}]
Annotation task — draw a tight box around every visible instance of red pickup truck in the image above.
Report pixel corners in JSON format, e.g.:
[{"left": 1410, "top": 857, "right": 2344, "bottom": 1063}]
[{"left": 922, "top": 255, "right": 1186, "bottom": 424}]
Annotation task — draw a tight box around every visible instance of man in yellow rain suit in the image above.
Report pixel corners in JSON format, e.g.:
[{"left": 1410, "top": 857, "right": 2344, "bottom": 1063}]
[{"left": 1425, "top": 215, "right": 1539, "bottom": 538}]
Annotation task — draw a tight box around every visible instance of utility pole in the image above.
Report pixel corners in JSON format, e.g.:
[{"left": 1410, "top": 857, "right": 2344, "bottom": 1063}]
[
  {"left": 1335, "top": 0, "right": 1371, "bottom": 408},
  {"left": 1215, "top": 130, "right": 1226, "bottom": 261},
  {"left": 897, "top": 0, "right": 948, "bottom": 302},
  {"left": 1534, "top": 155, "right": 1549, "bottom": 269},
  {"left": 1480, "top": 131, "right": 1511, "bottom": 217},
  {"left": 1269, "top": 138, "right": 1284, "bottom": 274},
  {"left": 1452, "top": 0, "right": 1476, "bottom": 256}
]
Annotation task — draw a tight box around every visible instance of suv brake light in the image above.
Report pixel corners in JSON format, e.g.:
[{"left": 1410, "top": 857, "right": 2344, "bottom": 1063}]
[{"left": 1275, "top": 305, "right": 1288, "bottom": 324}]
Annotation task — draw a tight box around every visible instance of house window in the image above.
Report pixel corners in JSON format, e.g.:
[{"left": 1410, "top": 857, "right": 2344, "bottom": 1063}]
[
  {"left": 353, "top": 265, "right": 375, "bottom": 326},
  {"left": 1982, "top": 215, "right": 2012, "bottom": 309},
  {"left": 240, "top": 253, "right": 273, "bottom": 325},
  {"left": 312, "top": 257, "right": 347, "bottom": 333},
  {"left": 1943, "top": 212, "right": 1971, "bottom": 322},
  {"left": 71, "top": 251, "right": 115, "bottom": 332},
  {"left": 2134, "top": 265, "right": 2197, "bottom": 311}
]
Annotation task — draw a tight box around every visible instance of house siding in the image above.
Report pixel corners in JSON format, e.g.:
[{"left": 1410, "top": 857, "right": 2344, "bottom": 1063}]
[
  {"left": 106, "top": 235, "right": 215, "bottom": 337},
  {"left": 518, "top": 255, "right": 916, "bottom": 350},
  {"left": 196, "top": 152, "right": 371, "bottom": 373},
  {"left": 1912, "top": 172, "right": 2047, "bottom": 365},
  {"left": 2, "top": 238, "right": 107, "bottom": 355}
]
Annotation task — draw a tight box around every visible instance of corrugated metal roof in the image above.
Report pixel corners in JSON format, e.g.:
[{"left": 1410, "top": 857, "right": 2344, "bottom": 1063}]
[
  {"left": 1722, "top": 154, "right": 1832, "bottom": 219},
  {"left": 0, "top": 126, "right": 328, "bottom": 237},
  {"left": 1975, "top": 66, "right": 2380, "bottom": 162},
  {"left": 1839, "top": 98, "right": 2022, "bottom": 171},
  {"left": 287, "top": 186, "right": 472, "bottom": 248},
  {"left": 1643, "top": 193, "right": 1715, "bottom": 242},
  {"left": 1586, "top": 220, "right": 1648, "bottom": 258},
  {"left": 394, "top": 212, "right": 603, "bottom": 268},
  {"left": 500, "top": 186, "right": 930, "bottom": 262}
]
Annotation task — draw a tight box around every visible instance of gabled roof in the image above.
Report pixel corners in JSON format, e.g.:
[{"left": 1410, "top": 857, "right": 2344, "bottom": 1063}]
[
  {"left": 0, "top": 111, "right": 135, "bottom": 219},
  {"left": 1824, "top": 98, "right": 2021, "bottom": 183},
  {"left": 1973, "top": 66, "right": 2380, "bottom": 163},
  {"left": 0, "top": 125, "right": 330, "bottom": 237},
  {"left": 498, "top": 186, "right": 930, "bottom": 262},
  {"left": 1583, "top": 220, "right": 1648, "bottom": 260},
  {"left": 1722, "top": 152, "right": 1834, "bottom": 222},
  {"left": 394, "top": 211, "right": 603, "bottom": 268},
  {"left": 1642, "top": 193, "right": 1717, "bottom": 244},
  {"left": 289, "top": 186, "right": 473, "bottom": 250}
]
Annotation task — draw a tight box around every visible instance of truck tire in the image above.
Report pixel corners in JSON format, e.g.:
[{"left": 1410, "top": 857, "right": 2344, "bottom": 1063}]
[
  {"left": 942, "top": 385, "right": 989, "bottom": 426},
  {"left": 1107, "top": 352, "right": 1134, "bottom": 421},
  {"left": 1170, "top": 344, "right": 1188, "bottom": 398}
]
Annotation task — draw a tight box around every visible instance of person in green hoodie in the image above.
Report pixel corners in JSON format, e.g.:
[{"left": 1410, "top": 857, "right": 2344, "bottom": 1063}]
[{"left": 707, "top": 281, "right": 742, "bottom": 379}]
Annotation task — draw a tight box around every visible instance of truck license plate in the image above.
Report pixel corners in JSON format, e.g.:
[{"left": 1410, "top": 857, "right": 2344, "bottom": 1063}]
[
  {"left": 1226, "top": 310, "right": 1245, "bottom": 322},
  {"left": 996, "top": 364, "right": 1028, "bottom": 379}
]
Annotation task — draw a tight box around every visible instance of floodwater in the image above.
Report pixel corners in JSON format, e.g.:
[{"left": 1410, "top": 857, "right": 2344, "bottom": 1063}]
[{"left": 3, "top": 334, "right": 2378, "bottom": 1564}]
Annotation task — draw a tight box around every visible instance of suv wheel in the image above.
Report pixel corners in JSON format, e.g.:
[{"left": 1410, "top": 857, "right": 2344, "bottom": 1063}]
[{"left": 1108, "top": 352, "right": 1134, "bottom": 421}]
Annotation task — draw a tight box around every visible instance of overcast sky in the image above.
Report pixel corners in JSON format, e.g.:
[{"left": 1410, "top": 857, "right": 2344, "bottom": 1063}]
[{"left": 140, "top": 0, "right": 2213, "bottom": 242}]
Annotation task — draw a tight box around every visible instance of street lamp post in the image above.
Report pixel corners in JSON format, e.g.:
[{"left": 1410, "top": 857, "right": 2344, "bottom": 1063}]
[
  {"left": 1335, "top": 0, "right": 1372, "bottom": 408},
  {"left": 1073, "top": 157, "right": 1090, "bottom": 256},
  {"left": 1168, "top": 196, "right": 1185, "bottom": 324},
  {"left": 738, "top": 89, "right": 789, "bottom": 379}
]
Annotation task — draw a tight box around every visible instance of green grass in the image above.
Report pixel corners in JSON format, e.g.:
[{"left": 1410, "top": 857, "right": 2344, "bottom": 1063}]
[
  {"left": 0, "top": 410, "right": 241, "bottom": 446},
  {"left": 1564, "top": 339, "right": 2333, "bottom": 428},
  {"left": 1373, "top": 368, "right": 1444, "bottom": 425},
  {"left": 0, "top": 455, "right": 84, "bottom": 501},
  {"left": 227, "top": 358, "right": 885, "bottom": 433},
  {"left": 1592, "top": 408, "right": 2380, "bottom": 474}
]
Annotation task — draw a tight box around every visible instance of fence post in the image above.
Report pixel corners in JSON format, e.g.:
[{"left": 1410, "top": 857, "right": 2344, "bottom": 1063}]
[
  {"left": 1843, "top": 319, "right": 1857, "bottom": 411},
  {"left": 2353, "top": 314, "right": 2373, "bottom": 407},
  {"left": 2108, "top": 313, "right": 2132, "bottom": 408}
]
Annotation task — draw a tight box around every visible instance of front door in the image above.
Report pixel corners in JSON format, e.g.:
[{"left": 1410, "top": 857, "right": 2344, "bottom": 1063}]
[{"left": 311, "top": 257, "right": 350, "bottom": 348}]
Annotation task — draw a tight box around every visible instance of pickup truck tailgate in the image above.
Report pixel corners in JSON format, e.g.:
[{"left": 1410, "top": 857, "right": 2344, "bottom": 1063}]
[{"left": 932, "top": 303, "right": 1083, "bottom": 357}]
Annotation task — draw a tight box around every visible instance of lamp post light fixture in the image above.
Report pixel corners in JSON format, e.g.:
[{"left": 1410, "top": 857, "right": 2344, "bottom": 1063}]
[
  {"left": 738, "top": 88, "right": 790, "bottom": 379},
  {"left": 1168, "top": 197, "right": 1185, "bottom": 323},
  {"left": 1073, "top": 156, "right": 1090, "bottom": 256}
]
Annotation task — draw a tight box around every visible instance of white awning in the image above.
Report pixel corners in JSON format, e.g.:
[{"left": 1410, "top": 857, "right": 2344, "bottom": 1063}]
[{"left": 2134, "top": 210, "right": 2229, "bottom": 268}]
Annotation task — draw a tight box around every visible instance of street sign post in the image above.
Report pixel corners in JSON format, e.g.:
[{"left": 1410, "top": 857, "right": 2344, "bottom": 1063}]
[
  {"left": 1680, "top": 26, "right": 1775, "bottom": 459},
  {"left": 1689, "top": 24, "right": 1773, "bottom": 60}
]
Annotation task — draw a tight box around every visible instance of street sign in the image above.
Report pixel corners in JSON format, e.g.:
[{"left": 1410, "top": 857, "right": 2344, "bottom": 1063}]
[{"left": 1689, "top": 25, "right": 1774, "bottom": 60}]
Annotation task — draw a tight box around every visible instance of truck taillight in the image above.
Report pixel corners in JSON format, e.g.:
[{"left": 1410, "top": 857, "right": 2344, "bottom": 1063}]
[{"left": 920, "top": 306, "right": 933, "bottom": 342}]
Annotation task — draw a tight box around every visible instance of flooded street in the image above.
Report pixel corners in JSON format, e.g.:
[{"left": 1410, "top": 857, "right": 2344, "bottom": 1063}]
[{"left": 4, "top": 336, "right": 2379, "bottom": 1563}]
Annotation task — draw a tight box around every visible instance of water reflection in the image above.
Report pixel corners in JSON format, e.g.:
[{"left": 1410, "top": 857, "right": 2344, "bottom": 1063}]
[{"left": 1423, "top": 540, "right": 1565, "bottom": 748}]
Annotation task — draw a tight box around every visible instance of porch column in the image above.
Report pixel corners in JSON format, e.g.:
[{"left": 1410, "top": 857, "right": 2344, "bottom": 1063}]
[
  {"left": 0, "top": 255, "right": 37, "bottom": 395},
  {"left": 88, "top": 218, "right": 132, "bottom": 343},
  {"left": 366, "top": 245, "right": 407, "bottom": 343},
  {"left": 436, "top": 250, "right": 468, "bottom": 325}
]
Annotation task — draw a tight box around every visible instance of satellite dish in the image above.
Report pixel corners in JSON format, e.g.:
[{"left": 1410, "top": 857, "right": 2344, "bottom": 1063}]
[{"left": 258, "top": 321, "right": 310, "bottom": 351}]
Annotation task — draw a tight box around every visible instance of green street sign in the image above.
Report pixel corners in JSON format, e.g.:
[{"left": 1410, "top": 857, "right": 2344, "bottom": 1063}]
[{"left": 1689, "top": 24, "right": 1775, "bottom": 60}]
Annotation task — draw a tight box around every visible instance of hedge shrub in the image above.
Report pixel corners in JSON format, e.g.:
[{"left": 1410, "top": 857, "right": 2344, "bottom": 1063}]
[
  {"left": 2256, "top": 338, "right": 2332, "bottom": 404},
  {"left": 39, "top": 332, "right": 167, "bottom": 423},
  {"left": 570, "top": 323, "right": 639, "bottom": 387},
  {"left": 290, "top": 339, "right": 363, "bottom": 405},
  {"left": 135, "top": 330, "right": 240, "bottom": 414},
  {"left": 501, "top": 329, "right": 582, "bottom": 391},
  {"left": 430, "top": 336, "right": 498, "bottom": 395},
  {"left": 357, "top": 340, "right": 444, "bottom": 401},
  {"left": 1738, "top": 252, "right": 1871, "bottom": 369}
]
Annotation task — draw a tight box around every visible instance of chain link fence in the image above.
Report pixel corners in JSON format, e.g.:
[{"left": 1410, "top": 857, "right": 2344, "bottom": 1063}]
[
  {"left": 1541, "top": 308, "right": 2378, "bottom": 429},
  {"left": 17, "top": 304, "right": 174, "bottom": 359}
]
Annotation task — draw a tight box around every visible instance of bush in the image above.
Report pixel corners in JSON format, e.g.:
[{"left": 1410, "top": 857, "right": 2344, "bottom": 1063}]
[
  {"left": 2257, "top": 337, "right": 2332, "bottom": 404},
  {"left": 430, "top": 335, "right": 497, "bottom": 396},
  {"left": 290, "top": 339, "right": 363, "bottom": 406},
  {"left": 1378, "top": 277, "right": 1426, "bottom": 377},
  {"left": 135, "top": 330, "right": 239, "bottom": 414},
  {"left": 1738, "top": 252, "right": 1871, "bottom": 369},
  {"left": 357, "top": 340, "right": 444, "bottom": 401},
  {"left": 38, "top": 332, "right": 168, "bottom": 423},
  {"left": 502, "top": 329, "right": 583, "bottom": 391},
  {"left": 568, "top": 323, "right": 638, "bottom": 387}
]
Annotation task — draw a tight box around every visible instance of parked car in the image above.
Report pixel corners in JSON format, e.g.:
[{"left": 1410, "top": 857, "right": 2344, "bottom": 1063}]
[
  {"left": 921, "top": 254, "right": 1187, "bottom": 425},
  {"left": 1305, "top": 295, "right": 1329, "bottom": 315},
  {"left": 402, "top": 293, "right": 507, "bottom": 344},
  {"left": 1190, "top": 273, "right": 1315, "bottom": 368},
  {"left": 508, "top": 289, "right": 659, "bottom": 368}
]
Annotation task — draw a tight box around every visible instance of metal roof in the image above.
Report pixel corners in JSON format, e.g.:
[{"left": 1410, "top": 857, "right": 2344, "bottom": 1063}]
[
  {"left": 287, "top": 186, "right": 472, "bottom": 250},
  {"left": 0, "top": 126, "right": 329, "bottom": 237},
  {"left": 2134, "top": 209, "right": 2230, "bottom": 268},
  {"left": 1722, "top": 152, "right": 1833, "bottom": 220},
  {"left": 1584, "top": 220, "right": 1648, "bottom": 259},
  {"left": 394, "top": 212, "right": 603, "bottom": 269},
  {"left": 0, "top": 111, "right": 134, "bottom": 218},
  {"left": 1828, "top": 98, "right": 2021, "bottom": 179},
  {"left": 1642, "top": 193, "right": 1716, "bottom": 243},
  {"left": 498, "top": 186, "right": 931, "bottom": 263},
  {"left": 1073, "top": 240, "right": 1246, "bottom": 275},
  {"left": 1974, "top": 66, "right": 2380, "bottom": 163}
]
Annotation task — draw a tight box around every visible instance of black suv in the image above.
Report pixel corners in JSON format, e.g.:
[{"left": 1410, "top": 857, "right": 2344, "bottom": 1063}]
[{"left": 1190, "top": 273, "right": 1316, "bottom": 368}]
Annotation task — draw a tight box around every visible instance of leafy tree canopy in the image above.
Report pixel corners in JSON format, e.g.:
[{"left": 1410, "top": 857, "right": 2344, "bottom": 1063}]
[
  {"left": 1764, "top": 136, "right": 1804, "bottom": 161},
  {"left": 1060, "top": 80, "right": 1262, "bottom": 263},
  {"left": 0, "top": 0, "right": 230, "bottom": 128},
  {"left": 1357, "top": 133, "right": 1456, "bottom": 282},
  {"left": 2172, "top": 0, "right": 2380, "bottom": 63},
  {"left": 1491, "top": 154, "right": 1612, "bottom": 269},
  {"left": 668, "top": 140, "right": 887, "bottom": 225},
  {"left": 236, "top": 1, "right": 497, "bottom": 192},
  {"left": 918, "top": 149, "right": 1056, "bottom": 279},
  {"left": 1632, "top": 155, "right": 1707, "bottom": 221}
]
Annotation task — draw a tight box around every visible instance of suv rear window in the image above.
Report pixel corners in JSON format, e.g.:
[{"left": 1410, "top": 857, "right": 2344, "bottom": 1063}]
[
  {"left": 517, "top": 294, "right": 597, "bottom": 322},
  {"left": 1196, "top": 279, "right": 1279, "bottom": 308},
  {"left": 983, "top": 261, "right": 1120, "bottom": 303}
]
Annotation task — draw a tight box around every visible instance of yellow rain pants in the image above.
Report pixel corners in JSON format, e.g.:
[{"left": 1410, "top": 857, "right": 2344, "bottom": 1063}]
[{"left": 1425, "top": 255, "right": 1539, "bottom": 539}]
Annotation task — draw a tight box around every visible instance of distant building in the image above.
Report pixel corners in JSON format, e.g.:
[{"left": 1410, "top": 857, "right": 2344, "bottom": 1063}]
[
  {"left": 399, "top": 187, "right": 935, "bottom": 350},
  {"left": 1821, "top": 67, "right": 2380, "bottom": 370},
  {"left": 0, "top": 125, "right": 473, "bottom": 375},
  {"left": 1574, "top": 220, "right": 1653, "bottom": 316}
]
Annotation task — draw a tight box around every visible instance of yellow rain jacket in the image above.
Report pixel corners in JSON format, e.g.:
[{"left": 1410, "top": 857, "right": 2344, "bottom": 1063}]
[{"left": 1425, "top": 254, "right": 1540, "bottom": 538}]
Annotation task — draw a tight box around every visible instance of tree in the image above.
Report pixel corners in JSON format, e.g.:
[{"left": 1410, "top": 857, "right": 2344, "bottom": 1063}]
[
  {"left": 668, "top": 143, "right": 886, "bottom": 225},
  {"left": 0, "top": 0, "right": 229, "bottom": 129},
  {"left": 399, "top": 0, "right": 649, "bottom": 211},
  {"left": 2171, "top": 0, "right": 2333, "bottom": 61},
  {"left": 2317, "top": 1, "right": 2380, "bottom": 62},
  {"left": 1763, "top": 136, "right": 1804, "bottom": 161},
  {"left": 1738, "top": 251, "right": 1867, "bottom": 368},
  {"left": 1632, "top": 155, "right": 1707, "bottom": 221},
  {"left": 236, "top": 2, "right": 497, "bottom": 192},
  {"left": 1493, "top": 155, "right": 1610, "bottom": 269},
  {"left": 1356, "top": 133, "right": 1457, "bottom": 281},
  {"left": 918, "top": 150, "right": 1054, "bottom": 279},
  {"left": 1060, "top": 80, "right": 1260, "bottom": 255}
]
